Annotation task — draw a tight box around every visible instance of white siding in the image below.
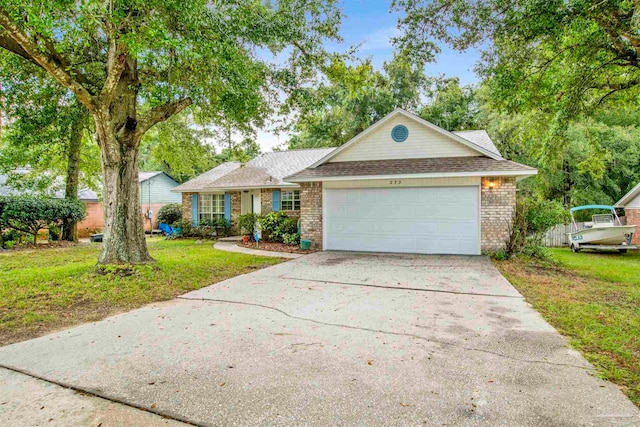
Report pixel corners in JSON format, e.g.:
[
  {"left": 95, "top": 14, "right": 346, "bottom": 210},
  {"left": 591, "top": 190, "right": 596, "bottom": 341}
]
[
  {"left": 330, "top": 115, "right": 480, "bottom": 163},
  {"left": 323, "top": 176, "right": 480, "bottom": 189},
  {"left": 627, "top": 193, "right": 640, "bottom": 208}
]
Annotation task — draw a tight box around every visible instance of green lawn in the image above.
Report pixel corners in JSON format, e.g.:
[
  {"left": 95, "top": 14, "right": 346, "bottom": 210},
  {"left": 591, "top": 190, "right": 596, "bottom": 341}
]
[
  {"left": 0, "top": 238, "right": 282, "bottom": 346},
  {"left": 494, "top": 248, "right": 640, "bottom": 406}
]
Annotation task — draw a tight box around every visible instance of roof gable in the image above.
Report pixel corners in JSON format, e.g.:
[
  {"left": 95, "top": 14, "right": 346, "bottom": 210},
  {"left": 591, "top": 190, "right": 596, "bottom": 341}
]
[
  {"left": 616, "top": 181, "right": 640, "bottom": 208},
  {"left": 310, "top": 109, "right": 502, "bottom": 168}
]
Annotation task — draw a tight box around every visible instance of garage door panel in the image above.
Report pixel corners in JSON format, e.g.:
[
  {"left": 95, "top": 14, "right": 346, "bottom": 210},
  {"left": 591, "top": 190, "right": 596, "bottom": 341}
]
[{"left": 324, "top": 186, "right": 480, "bottom": 255}]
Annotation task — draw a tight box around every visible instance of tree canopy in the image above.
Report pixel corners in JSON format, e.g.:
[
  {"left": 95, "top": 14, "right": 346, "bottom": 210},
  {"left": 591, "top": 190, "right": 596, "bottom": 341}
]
[
  {"left": 0, "top": 0, "right": 343, "bottom": 263},
  {"left": 393, "top": 0, "right": 640, "bottom": 119}
]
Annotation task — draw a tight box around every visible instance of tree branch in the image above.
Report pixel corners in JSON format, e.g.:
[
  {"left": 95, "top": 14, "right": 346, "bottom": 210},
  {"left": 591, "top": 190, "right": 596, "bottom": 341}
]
[
  {"left": 100, "top": 30, "right": 128, "bottom": 103},
  {"left": 135, "top": 97, "right": 192, "bottom": 139},
  {"left": 0, "top": 31, "right": 42, "bottom": 68},
  {"left": 0, "top": 6, "right": 96, "bottom": 111}
]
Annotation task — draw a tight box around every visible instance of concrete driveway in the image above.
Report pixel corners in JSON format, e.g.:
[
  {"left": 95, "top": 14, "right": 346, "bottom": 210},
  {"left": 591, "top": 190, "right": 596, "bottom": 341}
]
[{"left": 0, "top": 252, "right": 638, "bottom": 426}]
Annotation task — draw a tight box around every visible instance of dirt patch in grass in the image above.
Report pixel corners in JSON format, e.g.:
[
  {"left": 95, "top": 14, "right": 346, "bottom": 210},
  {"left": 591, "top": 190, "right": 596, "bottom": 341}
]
[
  {"left": 494, "top": 251, "right": 640, "bottom": 406},
  {"left": 0, "top": 238, "right": 282, "bottom": 346},
  {"left": 237, "top": 241, "right": 315, "bottom": 254}
]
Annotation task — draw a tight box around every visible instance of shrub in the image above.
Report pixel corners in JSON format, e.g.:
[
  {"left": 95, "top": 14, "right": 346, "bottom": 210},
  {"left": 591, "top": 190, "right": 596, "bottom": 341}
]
[
  {"left": 282, "top": 232, "right": 300, "bottom": 245},
  {"left": 258, "top": 212, "right": 299, "bottom": 243},
  {"left": 171, "top": 219, "right": 192, "bottom": 236},
  {"left": 0, "top": 196, "right": 85, "bottom": 243},
  {"left": 157, "top": 203, "right": 183, "bottom": 225},
  {"left": 238, "top": 213, "right": 259, "bottom": 236},
  {"left": 503, "top": 195, "right": 568, "bottom": 259}
]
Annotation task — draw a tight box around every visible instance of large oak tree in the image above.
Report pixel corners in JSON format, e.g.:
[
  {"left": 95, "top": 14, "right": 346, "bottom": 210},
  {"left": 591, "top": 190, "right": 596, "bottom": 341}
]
[{"left": 0, "top": 1, "right": 342, "bottom": 264}]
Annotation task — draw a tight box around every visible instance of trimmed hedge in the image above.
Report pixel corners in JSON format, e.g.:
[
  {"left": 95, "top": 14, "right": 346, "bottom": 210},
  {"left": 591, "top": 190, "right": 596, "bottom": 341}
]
[{"left": 0, "top": 196, "right": 86, "bottom": 244}]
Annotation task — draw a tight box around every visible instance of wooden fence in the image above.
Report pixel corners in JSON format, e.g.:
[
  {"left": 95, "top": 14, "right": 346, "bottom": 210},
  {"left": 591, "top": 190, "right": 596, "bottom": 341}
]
[{"left": 542, "top": 223, "right": 576, "bottom": 247}]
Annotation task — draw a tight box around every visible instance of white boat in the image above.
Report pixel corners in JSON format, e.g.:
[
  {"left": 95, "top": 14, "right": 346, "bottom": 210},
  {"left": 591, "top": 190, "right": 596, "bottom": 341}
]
[{"left": 568, "top": 205, "right": 636, "bottom": 252}]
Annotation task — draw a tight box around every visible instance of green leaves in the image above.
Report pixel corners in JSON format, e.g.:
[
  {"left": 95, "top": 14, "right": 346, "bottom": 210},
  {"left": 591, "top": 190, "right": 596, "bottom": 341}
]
[{"left": 0, "top": 196, "right": 86, "bottom": 241}]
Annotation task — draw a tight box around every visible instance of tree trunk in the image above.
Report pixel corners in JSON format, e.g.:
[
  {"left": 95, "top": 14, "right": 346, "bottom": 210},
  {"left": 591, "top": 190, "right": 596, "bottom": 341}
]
[
  {"left": 61, "top": 114, "right": 84, "bottom": 242},
  {"left": 94, "top": 58, "right": 153, "bottom": 265}
]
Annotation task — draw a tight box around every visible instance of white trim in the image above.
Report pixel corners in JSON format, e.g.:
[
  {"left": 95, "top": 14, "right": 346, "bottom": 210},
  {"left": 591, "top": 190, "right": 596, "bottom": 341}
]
[
  {"left": 309, "top": 108, "right": 503, "bottom": 168},
  {"left": 289, "top": 169, "right": 537, "bottom": 183},
  {"left": 615, "top": 182, "right": 640, "bottom": 207}
]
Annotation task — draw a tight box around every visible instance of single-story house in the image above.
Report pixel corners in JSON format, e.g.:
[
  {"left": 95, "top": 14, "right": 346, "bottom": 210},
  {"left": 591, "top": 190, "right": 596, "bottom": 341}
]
[
  {"left": 174, "top": 108, "right": 537, "bottom": 255},
  {"left": 615, "top": 181, "right": 640, "bottom": 244},
  {"left": 139, "top": 171, "right": 182, "bottom": 231}
]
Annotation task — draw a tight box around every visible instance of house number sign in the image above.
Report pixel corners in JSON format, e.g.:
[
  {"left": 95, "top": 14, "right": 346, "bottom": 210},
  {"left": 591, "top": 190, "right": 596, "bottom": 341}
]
[{"left": 389, "top": 180, "right": 402, "bottom": 185}]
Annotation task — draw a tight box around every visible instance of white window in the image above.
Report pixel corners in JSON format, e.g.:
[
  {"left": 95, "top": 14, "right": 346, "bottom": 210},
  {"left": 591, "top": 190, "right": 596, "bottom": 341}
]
[
  {"left": 199, "top": 194, "right": 224, "bottom": 223},
  {"left": 281, "top": 190, "right": 300, "bottom": 211}
]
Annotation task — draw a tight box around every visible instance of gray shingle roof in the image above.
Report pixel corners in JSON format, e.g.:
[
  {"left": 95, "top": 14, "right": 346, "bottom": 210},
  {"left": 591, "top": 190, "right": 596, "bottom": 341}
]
[
  {"left": 139, "top": 171, "right": 164, "bottom": 183},
  {"left": 0, "top": 172, "right": 99, "bottom": 201},
  {"left": 172, "top": 163, "right": 242, "bottom": 192},
  {"left": 453, "top": 130, "right": 502, "bottom": 159},
  {"left": 174, "top": 148, "right": 334, "bottom": 191},
  {"left": 286, "top": 157, "right": 536, "bottom": 181}
]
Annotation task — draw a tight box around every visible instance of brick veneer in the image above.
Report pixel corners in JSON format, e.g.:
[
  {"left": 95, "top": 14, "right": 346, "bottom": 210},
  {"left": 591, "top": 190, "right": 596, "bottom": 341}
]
[
  {"left": 480, "top": 176, "right": 516, "bottom": 252},
  {"left": 300, "top": 182, "right": 323, "bottom": 249},
  {"left": 625, "top": 208, "right": 640, "bottom": 245},
  {"left": 230, "top": 191, "right": 241, "bottom": 232},
  {"left": 182, "top": 192, "right": 194, "bottom": 222},
  {"left": 261, "top": 188, "right": 273, "bottom": 214}
]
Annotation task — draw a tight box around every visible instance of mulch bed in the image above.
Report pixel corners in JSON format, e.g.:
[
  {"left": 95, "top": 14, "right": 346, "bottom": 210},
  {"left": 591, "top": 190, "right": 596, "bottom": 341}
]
[{"left": 236, "top": 240, "right": 315, "bottom": 254}]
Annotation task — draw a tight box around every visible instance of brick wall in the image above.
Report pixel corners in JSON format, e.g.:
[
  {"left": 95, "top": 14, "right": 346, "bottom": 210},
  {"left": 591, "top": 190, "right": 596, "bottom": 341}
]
[
  {"left": 300, "top": 182, "right": 323, "bottom": 249},
  {"left": 182, "top": 192, "right": 194, "bottom": 222},
  {"left": 625, "top": 208, "right": 640, "bottom": 244},
  {"left": 480, "top": 176, "right": 516, "bottom": 252},
  {"left": 230, "top": 191, "right": 241, "bottom": 233},
  {"left": 77, "top": 202, "right": 104, "bottom": 237},
  {"left": 261, "top": 188, "right": 273, "bottom": 214}
]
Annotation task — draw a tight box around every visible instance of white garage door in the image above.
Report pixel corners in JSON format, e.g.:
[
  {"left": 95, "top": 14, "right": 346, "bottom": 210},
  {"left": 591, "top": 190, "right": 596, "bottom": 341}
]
[{"left": 324, "top": 186, "right": 480, "bottom": 255}]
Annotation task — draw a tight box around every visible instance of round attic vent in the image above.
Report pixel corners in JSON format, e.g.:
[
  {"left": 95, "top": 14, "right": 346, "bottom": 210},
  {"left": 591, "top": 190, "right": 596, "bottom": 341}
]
[{"left": 391, "top": 125, "right": 409, "bottom": 142}]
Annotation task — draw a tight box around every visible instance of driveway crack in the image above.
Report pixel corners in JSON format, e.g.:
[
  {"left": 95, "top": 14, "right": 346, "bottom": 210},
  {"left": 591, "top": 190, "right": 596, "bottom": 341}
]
[
  {"left": 178, "top": 296, "right": 589, "bottom": 371},
  {"left": 0, "top": 365, "right": 202, "bottom": 427},
  {"left": 282, "top": 276, "right": 523, "bottom": 298}
]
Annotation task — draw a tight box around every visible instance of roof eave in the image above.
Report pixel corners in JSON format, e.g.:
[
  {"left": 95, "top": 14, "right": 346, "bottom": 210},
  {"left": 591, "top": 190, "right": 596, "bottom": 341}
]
[
  {"left": 615, "top": 182, "right": 640, "bottom": 207},
  {"left": 285, "top": 169, "right": 538, "bottom": 183},
  {"left": 172, "top": 183, "right": 300, "bottom": 193}
]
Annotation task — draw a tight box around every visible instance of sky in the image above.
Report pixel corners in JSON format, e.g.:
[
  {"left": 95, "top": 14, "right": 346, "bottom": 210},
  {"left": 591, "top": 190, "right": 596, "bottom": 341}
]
[{"left": 254, "top": 0, "right": 482, "bottom": 152}]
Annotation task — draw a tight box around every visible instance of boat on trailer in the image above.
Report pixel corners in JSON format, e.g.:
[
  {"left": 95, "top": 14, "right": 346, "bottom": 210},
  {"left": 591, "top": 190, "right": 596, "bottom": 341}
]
[{"left": 568, "top": 205, "right": 637, "bottom": 253}]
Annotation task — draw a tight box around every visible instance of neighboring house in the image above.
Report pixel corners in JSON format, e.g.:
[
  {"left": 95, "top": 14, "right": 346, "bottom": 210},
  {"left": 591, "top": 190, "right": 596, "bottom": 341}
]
[
  {"left": 615, "top": 182, "right": 640, "bottom": 244},
  {"left": 0, "top": 172, "right": 103, "bottom": 237},
  {"left": 139, "top": 172, "right": 182, "bottom": 231},
  {"left": 174, "top": 108, "right": 537, "bottom": 255}
]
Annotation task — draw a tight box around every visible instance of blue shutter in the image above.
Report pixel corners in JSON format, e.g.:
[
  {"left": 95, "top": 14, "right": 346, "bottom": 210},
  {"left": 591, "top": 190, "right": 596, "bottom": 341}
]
[
  {"left": 224, "top": 193, "right": 231, "bottom": 221},
  {"left": 191, "top": 194, "right": 199, "bottom": 227},
  {"left": 272, "top": 190, "right": 281, "bottom": 212}
]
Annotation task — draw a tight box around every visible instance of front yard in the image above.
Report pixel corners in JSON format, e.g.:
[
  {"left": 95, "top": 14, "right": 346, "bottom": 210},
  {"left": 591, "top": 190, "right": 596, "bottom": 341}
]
[
  {"left": 494, "top": 248, "right": 640, "bottom": 406},
  {"left": 0, "top": 238, "right": 282, "bottom": 346}
]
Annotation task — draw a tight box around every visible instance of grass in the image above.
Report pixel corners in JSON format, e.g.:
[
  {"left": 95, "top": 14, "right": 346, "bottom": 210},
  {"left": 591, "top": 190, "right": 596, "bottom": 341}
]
[
  {"left": 494, "top": 248, "right": 640, "bottom": 406},
  {"left": 0, "top": 238, "right": 283, "bottom": 346}
]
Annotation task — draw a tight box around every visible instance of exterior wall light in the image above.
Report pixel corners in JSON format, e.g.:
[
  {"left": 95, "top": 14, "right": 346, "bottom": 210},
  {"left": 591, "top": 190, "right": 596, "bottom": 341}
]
[{"left": 483, "top": 177, "right": 500, "bottom": 190}]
